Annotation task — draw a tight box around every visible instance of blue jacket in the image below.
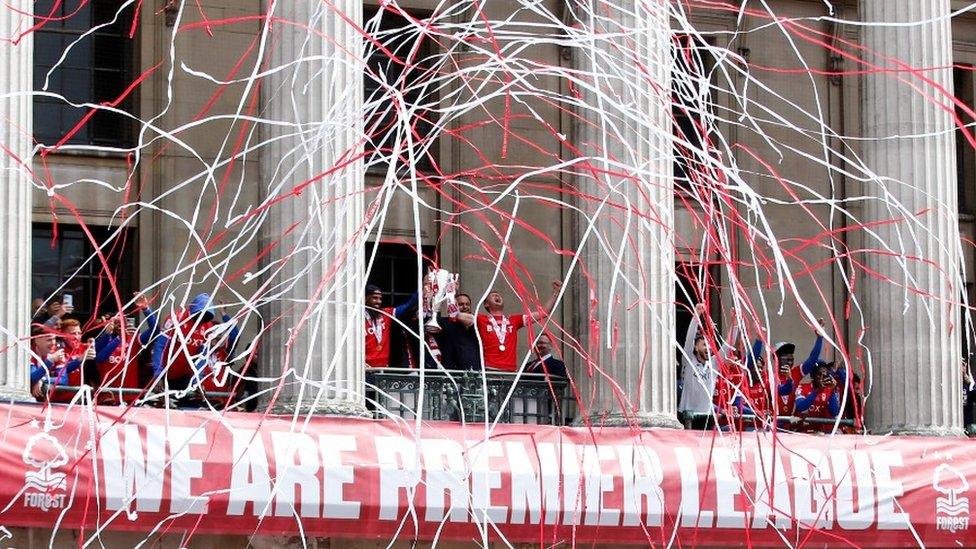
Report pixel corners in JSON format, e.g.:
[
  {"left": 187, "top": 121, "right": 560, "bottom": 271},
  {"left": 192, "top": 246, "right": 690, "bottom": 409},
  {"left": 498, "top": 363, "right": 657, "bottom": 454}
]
[
  {"left": 95, "top": 305, "right": 161, "bottom": 364},
  {"left": 151, "top": 294, "right": 239, "bottom": 378}
]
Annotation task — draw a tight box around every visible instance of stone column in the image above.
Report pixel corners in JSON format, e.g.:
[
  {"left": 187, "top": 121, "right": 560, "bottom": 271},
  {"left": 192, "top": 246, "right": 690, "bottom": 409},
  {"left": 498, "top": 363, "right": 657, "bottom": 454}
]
[
  {"left": 260, "top": 0, "right": 367, "bottom": 416},
  {"left": 573, "top": 1, "right": 681, "bottom": 428},
  {"left": 861, "top": 0, "right": 962, "bottom": 435},
  {"left": 0, "top": 3, "right": 33, "bottom": 401}
]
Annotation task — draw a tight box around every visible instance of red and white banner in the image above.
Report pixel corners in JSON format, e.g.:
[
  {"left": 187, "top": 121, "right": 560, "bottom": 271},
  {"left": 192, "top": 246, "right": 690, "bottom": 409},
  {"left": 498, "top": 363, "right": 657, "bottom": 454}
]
[{"left": 0, "top": 403, "right": 973, "bottom": 546}]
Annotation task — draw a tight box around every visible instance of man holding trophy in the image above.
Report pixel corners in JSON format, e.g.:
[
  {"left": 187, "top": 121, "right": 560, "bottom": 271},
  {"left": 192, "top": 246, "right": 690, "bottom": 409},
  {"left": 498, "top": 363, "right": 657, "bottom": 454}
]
[
  {"left": 422, "top": 268, "right": 459, "bottom": 335},
  {"left": 436, "top": 293, "right": 480, "bottom": 370}
]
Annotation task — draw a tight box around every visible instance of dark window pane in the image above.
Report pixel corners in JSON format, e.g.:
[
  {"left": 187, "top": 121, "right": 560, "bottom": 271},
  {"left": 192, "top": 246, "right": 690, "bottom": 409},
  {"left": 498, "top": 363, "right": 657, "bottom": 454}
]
[
  {"left": 60, "top": 68, "right": 91, "bottom": 103},
  {"left": 363, "top": 7, "right": 437, "bottom": 173},
  {"left": 93, "top": 34, "right": 124, "bottom": 69},
  {"left": 91, "top": 110, "right": 130, "bottom": 145},
  {"left": 32, "top": 224, "right": 136, "bottom": 319},
  {"left": 60, "top": 39, "right": 92, "bottom": 71},
  {"left": 34, "top": 0, "right": 59, "bottom": 21},
  {"left": 61, "top": 238, "right": 86, "bottom": 273},
  {"left": 34, "top": 33, "right": 63, "bottom": 66},
  {"left": 33, "top": 101, "right": 62, "bottom": 143},
  {"left": 59, "top": 105, "right": 89, "bottom": 143},
  {"left": 32, "top": 236, "right": 60, "bottom": 274},
  {"left": 32, "top": 276, "right": 61, "bottom": 304},
  {"left": 61, "top": 0, "right": 92, "bottom": 31},
  {"left": 92, "top": 68, "right": 122, "bottom": 101},
  {"left": 35, "top": 65, "right": 63, "bottom": 94},
  {"left": 93, "top": 1, "right": 120, "bottom": 25},
  {"left": 32, "top": 0, "right": 134, "bottom": 147}
]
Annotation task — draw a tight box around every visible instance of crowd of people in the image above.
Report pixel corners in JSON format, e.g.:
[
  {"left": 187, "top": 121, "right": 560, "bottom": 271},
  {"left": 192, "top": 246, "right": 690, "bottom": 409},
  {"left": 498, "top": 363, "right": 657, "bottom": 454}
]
[
  {"left": 36, "top": 281, "right": 974, "bottom": 435},
  {"left": 678, "top": 303, "right": 864, "bottom": 433},
  {"left": 28, "top": 292, "right": 243, "bottom": 408}
]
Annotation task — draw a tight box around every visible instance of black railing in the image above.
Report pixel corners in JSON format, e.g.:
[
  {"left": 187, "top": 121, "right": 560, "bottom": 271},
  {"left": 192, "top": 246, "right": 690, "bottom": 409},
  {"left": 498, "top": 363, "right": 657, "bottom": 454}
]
[
  {"left": 365, "top": 368, "right": 571, "bottom": 425},
  {"left": 45, "top": 385, "right": 237, "bottom": 407},
  {"left": 682, "top": 412, "right": 859, "bottom": 433}
]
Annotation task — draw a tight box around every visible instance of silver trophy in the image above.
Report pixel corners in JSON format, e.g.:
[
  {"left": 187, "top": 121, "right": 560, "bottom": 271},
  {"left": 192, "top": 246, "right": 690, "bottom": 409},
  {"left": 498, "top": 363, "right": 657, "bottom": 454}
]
[{"left": 424, "top": 268, "right": 458, "bottom": 333}]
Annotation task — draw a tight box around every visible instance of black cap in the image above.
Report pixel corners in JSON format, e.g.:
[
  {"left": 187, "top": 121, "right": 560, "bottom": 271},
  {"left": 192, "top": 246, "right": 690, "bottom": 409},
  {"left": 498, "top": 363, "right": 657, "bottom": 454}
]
[
  {"left": 365, "top": 284, "right": 383, "bottom": 296},
  {"left": 774, "top": 342, "right": 795, "bottom": 357}
]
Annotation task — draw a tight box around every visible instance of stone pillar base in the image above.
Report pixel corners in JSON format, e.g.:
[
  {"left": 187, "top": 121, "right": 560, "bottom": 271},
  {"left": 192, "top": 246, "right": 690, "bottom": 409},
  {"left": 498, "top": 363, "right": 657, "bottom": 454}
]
[
  {"left": 575, "top": 411, "right": 683, "bottom": 430},
  {"left": 270, "top": 397, "right": 371, "bottom": 418},
  {"left": 870, "top": 425, "right": 966, "bottom": 438},
  {"left": 0, "top": 387, "right": 33, "bottom": 404}
]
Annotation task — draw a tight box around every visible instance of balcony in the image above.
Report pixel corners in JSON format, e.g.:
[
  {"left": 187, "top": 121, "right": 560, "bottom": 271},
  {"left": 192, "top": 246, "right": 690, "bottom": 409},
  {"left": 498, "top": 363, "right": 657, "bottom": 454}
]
[{"left": 365, "top": 368, "right": 571, "bottom": 425}]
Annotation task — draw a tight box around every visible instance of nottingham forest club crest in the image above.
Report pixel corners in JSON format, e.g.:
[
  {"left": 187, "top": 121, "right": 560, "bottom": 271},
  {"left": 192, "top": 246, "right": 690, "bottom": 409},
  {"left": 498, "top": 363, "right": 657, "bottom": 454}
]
[
  {"left": 934, "top": 462, "right": 971, "bottom": 533},
  {"left": 21, "top": 421, "right": 69, "bottom": 512}
]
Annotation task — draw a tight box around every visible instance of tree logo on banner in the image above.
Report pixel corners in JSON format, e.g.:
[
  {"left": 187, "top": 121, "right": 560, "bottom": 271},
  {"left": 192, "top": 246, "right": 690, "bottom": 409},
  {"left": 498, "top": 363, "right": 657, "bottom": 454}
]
[
  {"left": 934, "top": 462, "right": 971, "bottom": 533},
  {"left": 21, "top": 423, "right": 69, "bottom": 512}
]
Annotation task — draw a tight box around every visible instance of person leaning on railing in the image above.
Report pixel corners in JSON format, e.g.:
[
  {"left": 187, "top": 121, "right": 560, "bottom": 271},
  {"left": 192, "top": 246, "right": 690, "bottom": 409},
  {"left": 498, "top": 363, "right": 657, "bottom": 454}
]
[
  {"left": 93, "top": 293, "right": 159, "bottom": 405},
  {"left": 793, "top": 361, "right": 842, "bottom": 433},
  {"left": 29, "top": 325, "right": 94, "bottom": 402},
  {"left": 739, "top": 317, "right": 824, "bottom": 422},
  {"left": 150, "top": 293, "right": 239, "bottom": 404}
]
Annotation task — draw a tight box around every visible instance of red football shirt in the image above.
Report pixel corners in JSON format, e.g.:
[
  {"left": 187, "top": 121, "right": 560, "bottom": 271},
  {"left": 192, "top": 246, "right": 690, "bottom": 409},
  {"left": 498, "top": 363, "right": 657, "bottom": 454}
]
[
  {"left": 97, "top": 335, "right": 144, "bottom": 403},
  {"left": 745, "top": 381, "right": 770, "bottom": 418},
  {"left": 476, "top": 314, "right": 527, "bottom": 371},
  {"left": 161, "top": 311, "right": 214, "bottom": 380},
  {"left": 365, "top": 308, "right": 395, "bottom": 367},
  {"left": 794, "top": 382, "right": 838, "bottom": 433},
  {"left": 777, "top": 367, "right": 803, "bottom": 415},
  {"left": 50, "top": 338, "right": 84, "bottom": 403}
]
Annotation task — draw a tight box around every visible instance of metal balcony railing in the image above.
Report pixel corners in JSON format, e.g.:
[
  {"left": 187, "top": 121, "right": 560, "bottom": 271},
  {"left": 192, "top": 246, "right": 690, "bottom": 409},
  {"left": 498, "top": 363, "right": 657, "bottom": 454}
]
[{"left": 365, "top": 368, "right": 571, "bottom": 425}]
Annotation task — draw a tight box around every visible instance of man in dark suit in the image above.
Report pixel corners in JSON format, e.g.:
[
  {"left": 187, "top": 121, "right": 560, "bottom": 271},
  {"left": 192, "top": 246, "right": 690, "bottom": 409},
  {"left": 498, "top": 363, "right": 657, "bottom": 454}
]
[
  {"left": 525, "top": 333, "right": 566, "bottom": 377},
  {"left": 436, "top": 293, "right": 482, "bottom": 370}
]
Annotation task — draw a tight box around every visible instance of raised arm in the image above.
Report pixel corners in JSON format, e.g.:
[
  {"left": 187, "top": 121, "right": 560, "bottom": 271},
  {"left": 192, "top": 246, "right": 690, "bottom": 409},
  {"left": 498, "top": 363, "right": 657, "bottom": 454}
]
[
  {"left": 527, "top": 281, "right": 562, "bottom": 324},
  {"left": 720, "top": 323, "right": 740, "bottom": 359},
  {"left": 223, "top": 314, "right": 241, "bottom": 357},
  {"left": 826, "top": 391, "right": 841, "bottom": 418},
  {"left": 793, "top": 388, "right": 819, "bottom": 414},
  {"left": 778, "top": 376, "right": 795, "bottom": 396},
  {"left": 30, "top": 363, "right": 49, "bottom": 385},
  {"left": 800, "top": 318, "right": 825, "bottom": 376},
  {"left": 393, "top": 293, "right": 418, "bottom": 317},
  {"left": 454, "top": 311, "right": 476, "bottom": 327},
  {"left": 683, "top": 310, "right": 702, "bottom": 361},
  {"left": 95, "top": 336, "right": 121, "bottom": 364},
  {"left": 746, "top": 338, "right": 764, "bottom": 370},
  {"left": 139, "top": 305, "right": 160, "bottom": 346},
  {"left": 151, "top": 333, "right": 169, "bottom": 378}
]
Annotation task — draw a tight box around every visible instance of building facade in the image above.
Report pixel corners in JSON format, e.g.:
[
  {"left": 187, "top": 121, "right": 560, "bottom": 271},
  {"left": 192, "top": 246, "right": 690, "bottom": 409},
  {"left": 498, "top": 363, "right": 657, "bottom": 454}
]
[{"left": 0, "top": 0, "right": 974, "bottom": 546}]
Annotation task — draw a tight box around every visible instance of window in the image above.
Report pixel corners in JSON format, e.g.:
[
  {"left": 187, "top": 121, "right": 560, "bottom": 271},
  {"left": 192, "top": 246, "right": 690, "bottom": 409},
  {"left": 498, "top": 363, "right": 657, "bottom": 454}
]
[
  {"left": 32, "top": 224, "right": 136, "bottom": 320},
  {"left": 363, "top": 5, "right": 438, "bottom": 173},
  {"left": 33, "top": 0, "right": 136, "bottom": 147},
  {"left": 672, "top": 35, "right": 717, "bottom": 194},
  {"left": 955, "top": 65, "right": 975, "bottom": 215},
  {"left": 364, "top": 242, "right": 434, "bottom": 307}
]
